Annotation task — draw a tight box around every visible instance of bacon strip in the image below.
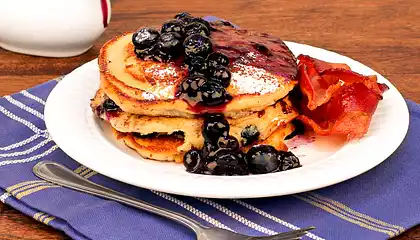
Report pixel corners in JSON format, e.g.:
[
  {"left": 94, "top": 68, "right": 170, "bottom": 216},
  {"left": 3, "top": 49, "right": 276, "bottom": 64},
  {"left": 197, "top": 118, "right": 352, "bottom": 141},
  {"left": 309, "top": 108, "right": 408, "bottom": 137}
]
[
  {"left": 296, "top": 55, "right": 388, "bottom": 139},
  {"left": 298, "top": 54, "right": 350, "bottom": 73}
]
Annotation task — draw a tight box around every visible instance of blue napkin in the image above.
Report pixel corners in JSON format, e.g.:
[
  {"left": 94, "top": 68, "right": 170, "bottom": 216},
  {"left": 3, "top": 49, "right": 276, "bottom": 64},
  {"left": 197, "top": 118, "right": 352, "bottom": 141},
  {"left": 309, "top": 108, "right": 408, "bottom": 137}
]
[{"left": 1, "top": 20, "right": 419, "bottom": 240}]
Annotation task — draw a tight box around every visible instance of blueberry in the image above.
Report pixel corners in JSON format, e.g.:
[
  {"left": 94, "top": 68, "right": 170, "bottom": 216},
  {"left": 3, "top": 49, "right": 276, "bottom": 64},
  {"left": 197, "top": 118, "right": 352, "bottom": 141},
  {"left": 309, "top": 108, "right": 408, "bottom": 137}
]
[
  {"left": 202, "top": 114, "right": 229, "bottom": 143},
  {"left": 152, "top": 50, "right": 170, "bottom": 62},
  {"left": 246, "top": 145, "right": 280, "bottom": 174},
  {"left": 155, "top": 32, "right": 183, "bottom": 60},
  {"left": 161, "top": 20, "right": 185, "bottom": 36},
  {"left": 254, "top": 43, "right": 273, "bottom": 56},
  {"left": 202, "top": 160, "right": 218, "bottom": 175},
  {"left": 208, "top": 65, "right": 232, "bottom": 88},
  {"left": 187, "top": 56, "right": 208, "bottom": 76},
  {"left": 207, "top": 52, "right": 230, "bottom": 67},
  {"left": 175, "top": 12, "right": 192, "bottom": 20},
  {"left": 241, "top": 125, "right": 260, "bottom": 146},
  {"left": 202, "top": 141, "right": 218, "bottom": 159},
  {"left": 132, "top": 28, "right": 160, "bottom": 50},
  {"left": 220, "top": 20, "right": 235, "bottom": 28},
  {"left": 213, "top": 20, "right": 236, "bottom": 28},
  {"left": 179, "top": 16, "right": 195, "bottom": 26},
  {"left": 183, "top": 34, "right": 212, "bottom": 58},
  {"left": 205, "top": 151, "right": 249, "bottom": 176},
  {"left": 178, "top": 75, "right": 207, "bottom": 99},
  {"left": 102, "top": 98, "right": 119, "bottom": 111},
  {"left": 134, "top": 45, "right": 156, "bottom": 60},
  {"left": 183, "top": 149, "right": 204, "bottom": 173},
  {"left": 217, "top": 136, "right": 239, "bottom": 152},
  {"left": 185, "top": 22, "right": 210, "bottom": 37},
  {"left": 199, "top": 81, "right": 231, "bottom": 106},
  {"left": 278, "top": 151, "right": 301, "bottom": 171},
  {"left": 189, "top": 18, "right": 211, "bottom": 33}
]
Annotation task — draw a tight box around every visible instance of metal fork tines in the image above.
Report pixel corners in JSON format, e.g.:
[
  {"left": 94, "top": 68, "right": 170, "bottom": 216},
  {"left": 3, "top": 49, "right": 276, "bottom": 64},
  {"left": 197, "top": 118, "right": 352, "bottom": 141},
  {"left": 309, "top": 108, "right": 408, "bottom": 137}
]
[{"left": 248, "top": 227, "right": 314, "bottom": 240}]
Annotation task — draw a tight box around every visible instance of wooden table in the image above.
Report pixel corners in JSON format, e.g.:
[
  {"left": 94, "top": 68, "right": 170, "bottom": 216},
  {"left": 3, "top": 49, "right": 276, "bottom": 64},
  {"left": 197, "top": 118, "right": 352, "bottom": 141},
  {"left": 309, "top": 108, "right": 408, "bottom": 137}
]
[{"left": 0, "top": 0, "right": 419, "bottom": 239}]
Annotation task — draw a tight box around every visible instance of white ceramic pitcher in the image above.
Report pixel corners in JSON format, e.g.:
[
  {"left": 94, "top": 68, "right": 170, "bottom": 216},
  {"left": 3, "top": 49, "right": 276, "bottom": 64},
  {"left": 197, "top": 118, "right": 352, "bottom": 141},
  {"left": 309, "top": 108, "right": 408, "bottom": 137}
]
[{"left": 0, "top": 0, "right": 112, "bottom": 57}]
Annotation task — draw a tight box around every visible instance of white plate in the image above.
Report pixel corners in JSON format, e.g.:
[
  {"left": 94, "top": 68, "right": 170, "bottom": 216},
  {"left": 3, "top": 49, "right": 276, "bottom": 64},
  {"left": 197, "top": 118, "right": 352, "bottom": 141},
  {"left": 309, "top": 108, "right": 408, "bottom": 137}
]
[{"left": 44, "top": 42, "right": 409, "bottom": 199}]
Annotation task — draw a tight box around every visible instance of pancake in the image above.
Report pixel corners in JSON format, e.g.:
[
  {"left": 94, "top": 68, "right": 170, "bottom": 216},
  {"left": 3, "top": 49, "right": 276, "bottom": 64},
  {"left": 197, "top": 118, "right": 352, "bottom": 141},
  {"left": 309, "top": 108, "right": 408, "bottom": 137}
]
[
  {"left": 118, "top": 131, "right": 186, "bottom": 162},
  {"left": 118, "top": 123, "right": 295, "bottom": 162},
  {"left": 98, "top": 24, "right": 298, "bottom": 118},
  {"left": 91, "top": 88, "right": 299, "bottom": 159}
]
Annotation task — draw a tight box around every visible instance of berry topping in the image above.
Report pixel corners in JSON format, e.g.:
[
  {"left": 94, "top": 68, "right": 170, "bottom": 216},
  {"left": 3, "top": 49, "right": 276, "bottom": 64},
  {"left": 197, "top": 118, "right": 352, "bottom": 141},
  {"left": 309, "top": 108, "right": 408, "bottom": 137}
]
[
  {"left": 129, "top": 16, "right": 303, "bottom": 177},
  {"left": 217, "top": 135, "right": 239, "bottom": 152},
  {"left": 155, "top": 32, "right": 183, "bottom": 60},
  {"left": 183, "top": 34, "right": 213, "bottom": 58},
  {"left": 183, "top": 149, "right": 204, "bottom": 173},
  {"left": 207, "top": 52, "right": 230, "bottom": 67},
  {"left": 246, "top": 145, "right": 281, "bottom": 174},
  {"left": 278, "top": 151, "right": 301, "bottom": 171},
  {"left": 134, "top": 45, "right": 156, "bottom": 60},
  {"left": 178, "top": 75, "right": 207, "bottom": 103},
  {"left": 161, "top": 20, "right": 185, "bottom": 36},
  {"left": 132, "top": 28, "right": 160, "bottom": 50},
  {"left": 241, "top": 125, "right": 260, "bottom": 146},
  {"left": 189, "top": 18, "right": 211, "bottom": 32},
  {"left": 187, "top": 56, "right": 208, "bottom": 76},
  {"left": 202, "top": 114, "right": 229, "bottom": 143},
  {"left": 254, "top": 43, "right": 272, "bottom": 56},
  {"left": 202, "top": 140, "right": 218, "bottom": 159},
  {"left": 204, "top": 151, "right": 249, "bottom": 176},
  {"left": 179, "top": 16, "right": 195, "bottom": 26},
  {"left": 212, "top": 20, "right": 235, "bottom": 28},
  {"left": 185, "top": 22, "right": 210, "bottom": 37},
  {"left": 208, "top": 65, "right": 232, "bottom": 87},
  {"left": 174, "top": 12, "right": 192, "bottom": 20},
  {"left": 102, "top": 99, "right": 119, "bottom": 111},
  {"left": 199, "top": 81, "right": 230, "bottom": 106}
]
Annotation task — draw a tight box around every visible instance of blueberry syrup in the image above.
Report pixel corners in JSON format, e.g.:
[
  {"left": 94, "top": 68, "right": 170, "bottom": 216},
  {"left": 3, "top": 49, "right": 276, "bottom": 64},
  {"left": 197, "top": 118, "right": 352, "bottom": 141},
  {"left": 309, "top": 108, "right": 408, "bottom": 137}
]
[
  {"left": 210, "top": 26, "right": 298, "bottom": 79},
  {"left": 257, "top": 110, "right": 265, "bottom": 118},
  {"left": 188, "top": 102, "right": 229, "bottom": 114},
  {"left": 105, "top": 110, "right": 120, "bottom": 119}
]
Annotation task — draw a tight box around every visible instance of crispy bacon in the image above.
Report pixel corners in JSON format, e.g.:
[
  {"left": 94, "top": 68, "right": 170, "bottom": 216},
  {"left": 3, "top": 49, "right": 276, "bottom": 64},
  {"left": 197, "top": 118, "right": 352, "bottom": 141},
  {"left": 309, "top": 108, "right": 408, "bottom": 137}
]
[
  {"left": 296, "top": 55, "right": 388, "bottom": 139},
  {"left": 298, "top": 54, "right": 350, "bottom": 73}
]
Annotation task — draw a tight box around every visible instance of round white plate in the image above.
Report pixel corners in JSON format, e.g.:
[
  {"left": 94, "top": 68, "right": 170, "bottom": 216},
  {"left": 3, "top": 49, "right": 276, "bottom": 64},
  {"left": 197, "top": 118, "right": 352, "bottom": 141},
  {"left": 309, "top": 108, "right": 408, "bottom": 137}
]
[{"left": 44, "top": 42, "right": 409, "bottom": 199}]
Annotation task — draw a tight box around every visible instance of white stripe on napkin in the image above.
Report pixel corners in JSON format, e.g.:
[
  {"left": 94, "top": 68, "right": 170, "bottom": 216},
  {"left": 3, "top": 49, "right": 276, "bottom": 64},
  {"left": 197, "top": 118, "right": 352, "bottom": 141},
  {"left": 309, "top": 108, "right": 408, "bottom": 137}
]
[
  {"left": 4, "top": 96, "right": 44, "bottom": 120},
  {"left": 0, "top": 134, "right": 42, "bottom": 151},
  {"left": 0, "top": 144, "right": 58, "bottom": 167},
  {"left": 233, "top": 199, "right": 325, "bottom": 240},
  {"left": 196, "top": 198, "right": 277, "bottom": 235},
  {"left": 0, "top": 138, "right": 52, "bottom": 158},
  {"left": 151, "top": 190, "right": 233, "bottom": 231},
  {"left": 0, "top": 105, "right": 44, "bottom": 133},
  {"left": 20, "top": 90, "right": 46, "bottom": 105}
]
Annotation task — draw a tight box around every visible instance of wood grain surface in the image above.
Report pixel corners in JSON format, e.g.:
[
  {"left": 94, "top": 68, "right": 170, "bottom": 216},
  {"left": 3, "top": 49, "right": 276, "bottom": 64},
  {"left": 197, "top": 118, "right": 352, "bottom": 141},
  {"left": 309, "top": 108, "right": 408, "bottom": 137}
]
[{"left": 0, "top": 0, "right": 419, "bottom": 239}]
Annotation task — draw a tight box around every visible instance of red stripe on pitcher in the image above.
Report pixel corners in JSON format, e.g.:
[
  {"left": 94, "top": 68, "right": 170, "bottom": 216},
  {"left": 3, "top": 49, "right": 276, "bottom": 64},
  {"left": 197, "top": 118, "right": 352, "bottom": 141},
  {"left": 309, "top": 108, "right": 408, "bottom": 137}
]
[{"left": 100, "top": 0, "right": 109, "bottom": 28}]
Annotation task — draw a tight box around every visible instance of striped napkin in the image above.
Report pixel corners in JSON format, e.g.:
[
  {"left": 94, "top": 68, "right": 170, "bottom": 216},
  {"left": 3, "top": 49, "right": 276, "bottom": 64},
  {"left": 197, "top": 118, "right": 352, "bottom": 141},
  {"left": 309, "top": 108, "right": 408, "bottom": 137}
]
[{"left": 1, "top": 17, "right": 419, "bottom": 240}]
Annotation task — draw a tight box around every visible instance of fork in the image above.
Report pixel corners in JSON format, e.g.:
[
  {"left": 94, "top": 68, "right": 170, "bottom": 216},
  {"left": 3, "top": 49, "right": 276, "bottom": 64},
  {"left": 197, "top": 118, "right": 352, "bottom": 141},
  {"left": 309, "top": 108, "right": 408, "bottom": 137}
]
[{"left": 33, "top": 161, "right": 314, "bottom": 240}]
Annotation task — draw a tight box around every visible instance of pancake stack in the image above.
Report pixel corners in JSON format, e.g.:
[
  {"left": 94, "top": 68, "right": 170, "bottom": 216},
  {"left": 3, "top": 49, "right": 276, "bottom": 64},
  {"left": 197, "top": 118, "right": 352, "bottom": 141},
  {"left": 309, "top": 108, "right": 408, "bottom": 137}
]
[{"left": 90, "top": 23, "right": 299, "bottom": 163}]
